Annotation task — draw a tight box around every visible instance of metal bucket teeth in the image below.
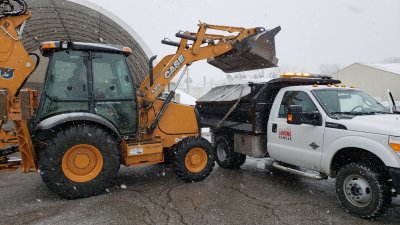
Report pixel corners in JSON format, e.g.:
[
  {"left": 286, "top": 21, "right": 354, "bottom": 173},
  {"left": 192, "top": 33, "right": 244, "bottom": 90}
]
[{"left": 208, "top": 26, "right": 281, "bottom": 73}]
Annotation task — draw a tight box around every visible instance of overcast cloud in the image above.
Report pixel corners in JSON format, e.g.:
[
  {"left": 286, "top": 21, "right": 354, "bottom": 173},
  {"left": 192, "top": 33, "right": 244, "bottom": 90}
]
[{"left": 88, "top": 0, "right": 400, "bottom": 84}]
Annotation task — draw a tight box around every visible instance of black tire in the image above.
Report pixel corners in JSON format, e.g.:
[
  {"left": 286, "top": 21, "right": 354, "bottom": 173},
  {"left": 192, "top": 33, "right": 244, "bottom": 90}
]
[
  {"left": 39, "top": 124, "right": 120, "bottom": 199},
  {"left": 214, "top": 135, "right": 246, "bottom": 169},
  {"left": 335, "top": 163, "right": 392, "bottom": 218},
  {"left": 173, "top": 136, "right": 215, "bottom": 182}
]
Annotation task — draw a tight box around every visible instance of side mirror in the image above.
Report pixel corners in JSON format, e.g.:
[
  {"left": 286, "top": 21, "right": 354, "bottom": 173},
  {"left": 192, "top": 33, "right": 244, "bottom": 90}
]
[
  {"left": 287, "top": 105, "right": 302, "bottom": 125},
  {"left": 303, "top": 111, "right": 323, "bottom": 126}
]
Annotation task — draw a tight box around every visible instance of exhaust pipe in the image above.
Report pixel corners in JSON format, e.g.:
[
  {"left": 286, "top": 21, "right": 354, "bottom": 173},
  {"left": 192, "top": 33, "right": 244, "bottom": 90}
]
[{"left": 148, "top": 55, "right": 157, "bottom": 87}]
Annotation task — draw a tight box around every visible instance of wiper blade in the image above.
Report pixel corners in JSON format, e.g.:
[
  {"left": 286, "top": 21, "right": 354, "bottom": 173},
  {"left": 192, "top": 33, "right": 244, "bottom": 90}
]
[
  {"left": 361, "top": 111, "right": 391, "bottom": 115},
  {"left": 330, "top": 112, "right": 361, "bottom": 115},
  {"left": 329, "top": 112, "right": 360, "bottom": 119}
]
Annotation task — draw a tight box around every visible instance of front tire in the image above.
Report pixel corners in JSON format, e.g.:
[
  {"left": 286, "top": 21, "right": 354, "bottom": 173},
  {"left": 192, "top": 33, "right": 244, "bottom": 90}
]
[
  {"left": 335, "top": 163, "right": 391, "bottom": 218},
  {"left": 214, "top": 135, "right": 246, "bottom": 169},
  {"left": 173, "top": 136, "right": 215, "bottom": 182},
  {"left": 39, "top": 124, "right": 120, "bottom": 199}
]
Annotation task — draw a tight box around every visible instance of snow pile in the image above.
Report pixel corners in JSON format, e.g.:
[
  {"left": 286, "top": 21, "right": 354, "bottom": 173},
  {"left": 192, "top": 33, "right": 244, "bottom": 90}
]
[
  {"left": 362, "top": 63, "right": 400, "bottom": 75},
  {"left": 175, "top": 89, "right": 197, "bottom": 105}
]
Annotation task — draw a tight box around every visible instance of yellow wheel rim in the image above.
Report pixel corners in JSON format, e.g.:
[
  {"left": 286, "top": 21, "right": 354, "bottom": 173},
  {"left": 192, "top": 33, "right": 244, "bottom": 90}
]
[
  {"left": 62, "top": 144, "right": 103, "bottom": 183},
  {"left": 184, "top": 148, "right": 208, "bottom": 173}
]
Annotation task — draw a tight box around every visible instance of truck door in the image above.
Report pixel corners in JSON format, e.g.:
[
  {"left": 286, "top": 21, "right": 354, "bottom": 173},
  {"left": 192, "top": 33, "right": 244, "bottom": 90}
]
[{"left": 268, "top": 90, "right": 325, "bottom": 170}]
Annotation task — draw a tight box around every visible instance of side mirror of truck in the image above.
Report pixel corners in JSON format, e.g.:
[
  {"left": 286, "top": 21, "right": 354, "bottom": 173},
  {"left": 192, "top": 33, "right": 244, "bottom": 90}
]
[
  {"left": 302, "top": 111, "right": 323, "bottom": 126},
  {"left": 287, "top": 105, "right": 302, "bottom": 125},
  {"left": 287, "top": 106, "right": 323, "bottom": 126}
]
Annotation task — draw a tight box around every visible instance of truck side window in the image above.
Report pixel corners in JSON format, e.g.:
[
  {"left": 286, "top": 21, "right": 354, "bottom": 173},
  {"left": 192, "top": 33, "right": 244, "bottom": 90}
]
[{"left": 278, "top": 91, "right": 318, "bottom": 119}]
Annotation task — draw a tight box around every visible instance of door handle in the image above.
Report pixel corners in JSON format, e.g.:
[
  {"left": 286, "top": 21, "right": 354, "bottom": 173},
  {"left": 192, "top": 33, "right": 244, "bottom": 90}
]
[
  {"left": 309, "top": 142, "right": 320, "bottom": 150},
  {"left": 272, "top": 123, "right": 277, "bottom": 133}
]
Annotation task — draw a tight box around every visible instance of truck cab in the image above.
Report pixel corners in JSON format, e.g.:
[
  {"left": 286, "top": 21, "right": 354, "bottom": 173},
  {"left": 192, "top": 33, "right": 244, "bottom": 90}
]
[
  {"left": 268, "top": 82, "right": 400, "bottom": 218},
  {"left": 268, "top": 84, "right": 400, "bottom": 173},
  {"left": 196, "top": 73, "right": 400, "bottom": 218}
]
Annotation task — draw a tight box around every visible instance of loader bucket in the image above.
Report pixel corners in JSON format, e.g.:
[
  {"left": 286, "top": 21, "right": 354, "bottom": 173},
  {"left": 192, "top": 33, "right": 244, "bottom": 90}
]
[{"left": 208, "top": 26, "right": 281, "bottom": 73}]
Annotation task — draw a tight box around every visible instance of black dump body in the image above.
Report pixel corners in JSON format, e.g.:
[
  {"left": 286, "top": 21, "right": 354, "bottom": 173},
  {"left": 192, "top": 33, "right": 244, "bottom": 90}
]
[{"left": 196, "top": 77, "right": 340, "bottom": 134}]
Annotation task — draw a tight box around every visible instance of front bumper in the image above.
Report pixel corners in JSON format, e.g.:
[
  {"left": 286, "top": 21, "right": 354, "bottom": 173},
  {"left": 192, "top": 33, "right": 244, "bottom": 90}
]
[{"left": 389, "top": 167, "right": 400, "bottom": 195}]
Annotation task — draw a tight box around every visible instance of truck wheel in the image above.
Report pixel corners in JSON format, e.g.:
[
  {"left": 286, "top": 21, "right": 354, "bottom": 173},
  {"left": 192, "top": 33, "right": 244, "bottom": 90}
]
[
  {"left": 173, "top": 136, "right": 215, "bottom": 182},
  {"left": 215, "top": 136, "right": 246, "bottom": 169},
  {"left": 39, "top": 124, "right": 120, "bottom": 199},
  {"left": 335, "top": 163, "right": 391, "bottom": 218}
]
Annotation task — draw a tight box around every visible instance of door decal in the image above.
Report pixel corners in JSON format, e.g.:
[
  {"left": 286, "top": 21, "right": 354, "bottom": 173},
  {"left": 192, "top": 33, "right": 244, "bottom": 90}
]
[{"left": 278, "top": 128, "right": 292, "bottom": 141}]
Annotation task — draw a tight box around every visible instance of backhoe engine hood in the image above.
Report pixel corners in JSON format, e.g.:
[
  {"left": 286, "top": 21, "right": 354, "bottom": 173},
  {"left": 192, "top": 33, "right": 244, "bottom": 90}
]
[{"left": 207, "top": 26, "right": 281, "bottom": 73}]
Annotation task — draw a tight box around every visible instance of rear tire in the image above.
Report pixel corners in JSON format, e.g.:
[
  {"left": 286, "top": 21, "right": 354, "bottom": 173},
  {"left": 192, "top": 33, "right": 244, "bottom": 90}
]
[
  {"left": 214, "top": 135, "right": 246, "bottom": 169},
  {"left": 173, "top": 136, "right": 215, "bottom": 182},
  {"left": 39, "top": 124, "right": 120, "bottom": 199},
  {"left": 335, "top": 163, "right": 391, "bottom": 218}
]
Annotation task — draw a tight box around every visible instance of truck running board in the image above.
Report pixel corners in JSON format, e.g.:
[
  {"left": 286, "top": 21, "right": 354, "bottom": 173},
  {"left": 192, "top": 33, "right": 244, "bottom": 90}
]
[{"left": 271, "top": 161, "right": 328, "bottom": 180}]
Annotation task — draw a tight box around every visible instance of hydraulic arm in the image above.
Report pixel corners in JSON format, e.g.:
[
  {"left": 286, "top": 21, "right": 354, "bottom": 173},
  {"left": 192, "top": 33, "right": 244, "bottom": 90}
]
[
  {"left": 0, "top": 0, "right": 38, "bottom": 172},
  {"left": 138, "top": 22, "right": 280, "bottom": 133},
  {"left": 139, "top": 23, "right": 280, "bottom": 103}
]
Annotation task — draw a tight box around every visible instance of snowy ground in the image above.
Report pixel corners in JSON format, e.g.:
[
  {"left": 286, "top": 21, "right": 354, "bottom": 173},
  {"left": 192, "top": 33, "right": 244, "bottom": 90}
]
[{"left": 0, "top": 158, "right": 399, "bottom": 225}]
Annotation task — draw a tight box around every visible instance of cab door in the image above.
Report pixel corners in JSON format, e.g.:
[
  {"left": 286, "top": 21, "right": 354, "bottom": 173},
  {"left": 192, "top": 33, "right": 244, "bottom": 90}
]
[
  {"left": 91, "top": 52, "right": 137, "bottom": 135},
  {"left": 267, "top": 89, "right": 326, "bottom": 170}
]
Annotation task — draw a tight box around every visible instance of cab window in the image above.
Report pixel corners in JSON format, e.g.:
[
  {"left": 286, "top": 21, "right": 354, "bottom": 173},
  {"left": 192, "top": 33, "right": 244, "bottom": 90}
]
[
  {"left": 45, "top": 51, "right": 88, "bottom": 100},
  {"left": 38, "top": 51, "right": 89, "bottom": 119},
  {"left": 92, "top": 53, "right": 135, "bottom": 100},
  {"left": 278, "top": 91, "right": 318, "bottom": 123},
  {"left": 92, "top": 52, "right": 137, "bottom": 134}
]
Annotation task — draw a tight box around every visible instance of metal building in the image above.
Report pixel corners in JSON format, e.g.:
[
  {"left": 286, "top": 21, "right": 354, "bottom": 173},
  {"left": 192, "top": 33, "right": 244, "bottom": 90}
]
[
  {"left": 23, "top": 0, "right": 151, "bottom": 87},
  {"left": 333, "top": 63, "right": 400, "bottom": 102}
]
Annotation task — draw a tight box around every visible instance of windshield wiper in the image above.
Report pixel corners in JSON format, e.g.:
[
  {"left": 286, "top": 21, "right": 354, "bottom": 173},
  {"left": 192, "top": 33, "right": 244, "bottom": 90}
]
[
  {"left": 330, "top": 111, "right": 391, "bottom": 117},
  {"left": 359, "top": 111, "right": 391, "bottom": 115},
  {"left": 329, "top": 112, "right": 360, "bottom": 119},
  {"left": 330, "top": 112, "right": 362, "bottom": 115}
]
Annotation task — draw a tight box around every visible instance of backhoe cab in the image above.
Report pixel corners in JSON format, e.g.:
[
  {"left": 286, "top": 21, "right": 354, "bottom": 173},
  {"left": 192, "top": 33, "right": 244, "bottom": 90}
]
[{"left": 36, "top": 41, "right": 137, "bottom": 135}]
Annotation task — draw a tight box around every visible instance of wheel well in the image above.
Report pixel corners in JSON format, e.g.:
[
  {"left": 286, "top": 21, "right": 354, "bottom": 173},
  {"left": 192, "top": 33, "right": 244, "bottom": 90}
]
[
  {"left": 330, "top": 148, "right": 387, "bottom": 177},
  {"left": 56, "top": 120, "right": 120, "bottom": 139},
  {"left": 212, "top": 128, "right": 234, "bottom": 139},
  {"left": 33, "top": 120, "right": 121, "bottom": 153}
]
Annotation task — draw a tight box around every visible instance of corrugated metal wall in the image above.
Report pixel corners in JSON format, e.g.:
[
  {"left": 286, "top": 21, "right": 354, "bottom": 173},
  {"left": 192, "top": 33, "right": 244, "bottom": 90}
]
[{"left": 23, "top": 0, "right": 149, "bottom": 87}]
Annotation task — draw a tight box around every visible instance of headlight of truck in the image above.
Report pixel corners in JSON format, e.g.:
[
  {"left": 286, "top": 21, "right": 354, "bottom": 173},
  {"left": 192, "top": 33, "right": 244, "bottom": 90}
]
[{"left": 389, "top": 136, "right": 400, "bottom": 155}]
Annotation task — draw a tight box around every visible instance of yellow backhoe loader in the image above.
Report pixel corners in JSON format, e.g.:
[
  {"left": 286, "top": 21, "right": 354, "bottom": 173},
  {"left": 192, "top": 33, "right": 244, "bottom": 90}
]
[{"left": 0, "top": 0, "right": 280, "bottom": 198}]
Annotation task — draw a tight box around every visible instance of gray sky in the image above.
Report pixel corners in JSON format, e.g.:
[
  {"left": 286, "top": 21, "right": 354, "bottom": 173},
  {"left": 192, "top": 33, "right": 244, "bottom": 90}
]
[{"left": 88, "top": 0, "right": 400, "bottom": 85}]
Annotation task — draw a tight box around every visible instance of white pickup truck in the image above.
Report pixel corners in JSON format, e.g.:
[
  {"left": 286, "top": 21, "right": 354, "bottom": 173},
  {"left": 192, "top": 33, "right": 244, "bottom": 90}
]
[{"left": 196, "top": 74, "right": 400, "bottom": 218}]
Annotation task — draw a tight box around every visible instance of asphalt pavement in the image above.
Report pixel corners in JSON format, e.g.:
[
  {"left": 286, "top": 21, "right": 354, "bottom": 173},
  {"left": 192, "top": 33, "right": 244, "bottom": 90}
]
[{"left": 0, "top": 158, "right": 399, "bottom": 225}]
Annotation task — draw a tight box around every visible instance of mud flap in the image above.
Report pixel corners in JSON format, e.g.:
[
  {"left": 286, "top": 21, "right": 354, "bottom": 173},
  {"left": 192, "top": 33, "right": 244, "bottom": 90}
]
[{"left": 208, "top": 26, "right": 281, "bottom": 73}]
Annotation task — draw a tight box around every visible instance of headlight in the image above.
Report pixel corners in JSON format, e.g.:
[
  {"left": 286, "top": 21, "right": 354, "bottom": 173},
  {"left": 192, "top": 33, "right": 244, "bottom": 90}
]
[{"left": 389, "top": 136, "right": 400, "bottom": 155}]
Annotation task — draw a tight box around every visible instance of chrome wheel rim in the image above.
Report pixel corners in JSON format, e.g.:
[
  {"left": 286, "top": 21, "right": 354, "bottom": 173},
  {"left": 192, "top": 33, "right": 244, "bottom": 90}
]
[{"left": 216, "top": 142, "right": 227, "bottom": 162}]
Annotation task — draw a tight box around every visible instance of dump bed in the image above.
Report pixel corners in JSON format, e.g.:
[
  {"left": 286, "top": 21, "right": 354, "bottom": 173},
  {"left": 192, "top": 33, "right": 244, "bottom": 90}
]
[{"left": 196, "top": 77, "right": 340, "bottom": 134}]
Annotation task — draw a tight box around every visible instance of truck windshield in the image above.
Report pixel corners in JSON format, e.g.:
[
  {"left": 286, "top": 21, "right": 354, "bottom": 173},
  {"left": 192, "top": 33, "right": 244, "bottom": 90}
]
[{"left": 313, "top": 89, "right": 390, "bottom": 118}]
